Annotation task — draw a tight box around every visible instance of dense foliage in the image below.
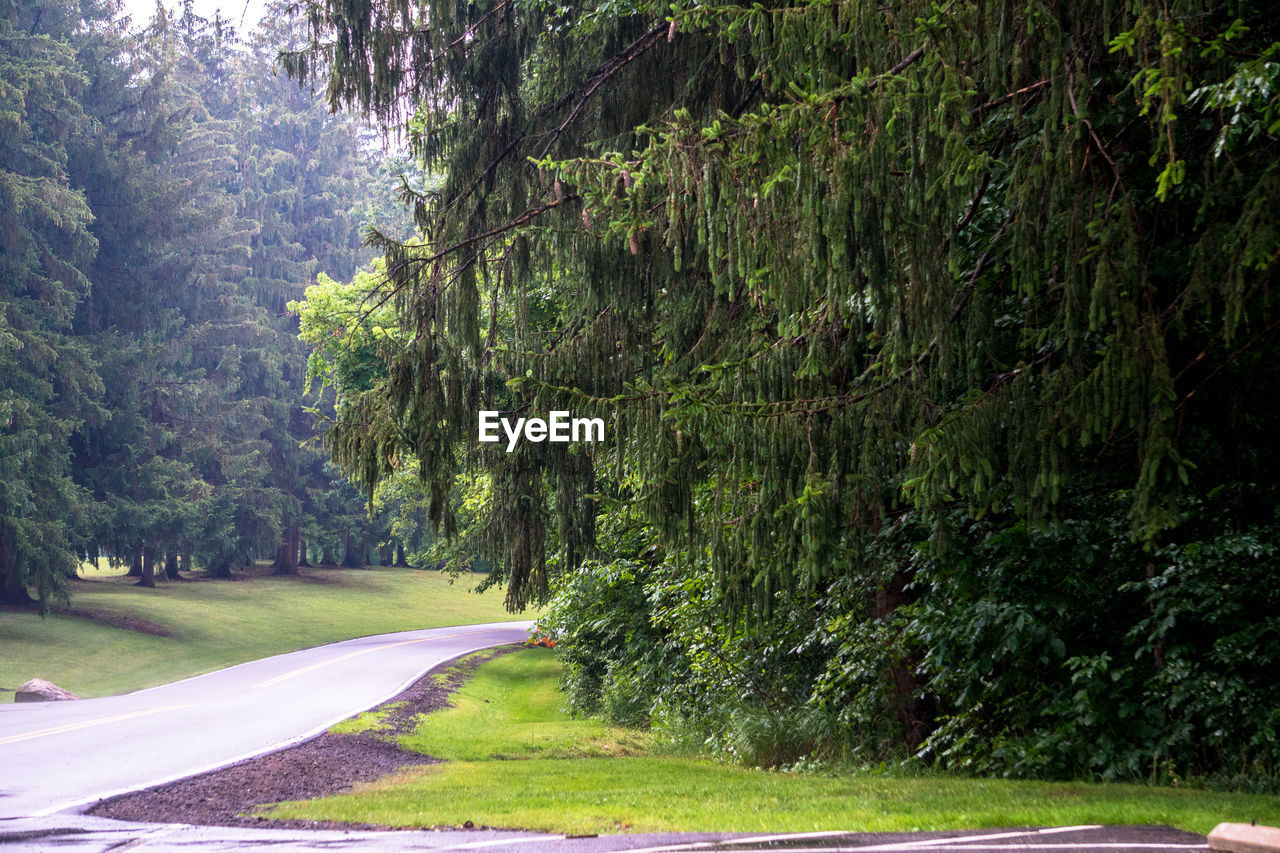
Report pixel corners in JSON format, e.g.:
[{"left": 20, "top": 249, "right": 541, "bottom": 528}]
[
  {"left": 0, "top": 0, "right": 102, "bottom": 603},
  {"left": 0, "top": 0, "right": 411, "bottom": 603},
  {"left": 292, "top": 0, "right": 1279, "bottom": 784}
]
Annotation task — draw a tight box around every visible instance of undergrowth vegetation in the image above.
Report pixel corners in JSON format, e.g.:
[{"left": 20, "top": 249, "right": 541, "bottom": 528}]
[{"left": 540, "top": 497, "right": 1280, "bottom": 789}]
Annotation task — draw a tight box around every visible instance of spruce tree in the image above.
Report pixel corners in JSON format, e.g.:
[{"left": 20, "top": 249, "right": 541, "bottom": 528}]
[
  {"left": 291, "top": 0, "right": 1280, "bottom": 774},
  {"left": 232, "top": 2, "right": 380, "bottom": 573},
  {"left": 0, "top": 0, "right": 105, "bottom": 606}
]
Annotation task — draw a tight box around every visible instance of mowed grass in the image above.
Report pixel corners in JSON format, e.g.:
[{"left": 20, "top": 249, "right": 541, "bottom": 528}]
[
  {"left": 264, "top": 648, "right": 1280, "bottom": 835},
  {"left": 336, "top": 648, "right": 651, "bottom": 760},
  {"left": 0, "top": 566, "right": 517, "bottom": 701}
]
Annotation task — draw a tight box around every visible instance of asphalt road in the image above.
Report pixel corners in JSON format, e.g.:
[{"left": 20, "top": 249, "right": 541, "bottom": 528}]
[{"left": 0, "top": 620, "right": 533, "bottom": 820}]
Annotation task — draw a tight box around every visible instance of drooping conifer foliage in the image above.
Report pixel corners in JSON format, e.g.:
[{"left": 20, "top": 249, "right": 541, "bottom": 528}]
[{"left": 292, "top": 0, "right": 1279, "bottom": 781}]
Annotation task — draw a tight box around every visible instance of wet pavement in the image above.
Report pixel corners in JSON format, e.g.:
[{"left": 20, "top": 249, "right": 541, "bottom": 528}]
[{"left": 0, "top": 818, "right": 1208, "bottom": 851}]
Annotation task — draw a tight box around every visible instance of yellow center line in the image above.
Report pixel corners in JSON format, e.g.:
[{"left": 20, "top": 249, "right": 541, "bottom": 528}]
[
  {"left": 0, "top": 704, "right": 192, "bottom": 747},
  {"left": 252, "top": 629, "right": 508, "bottom": 689}
]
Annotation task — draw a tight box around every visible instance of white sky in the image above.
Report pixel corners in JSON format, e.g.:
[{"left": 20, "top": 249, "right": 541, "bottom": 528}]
[{"left": 118, "top": 0, "right": 270, "bottom": 33}]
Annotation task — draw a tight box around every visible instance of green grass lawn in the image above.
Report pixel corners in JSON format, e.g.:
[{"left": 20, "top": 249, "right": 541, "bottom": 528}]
[
  {"left": 0, "top": 565, "right": 518, "bottom": 701},
  {"left": 265, "top": 647, "right": 1280, "bottom": 836},
  {"left": 335, "top": 648, "right": 651, "bottom": 761}
]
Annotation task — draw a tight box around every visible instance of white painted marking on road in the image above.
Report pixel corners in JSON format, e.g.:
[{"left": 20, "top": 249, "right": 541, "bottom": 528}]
[
  {"left": 722, "top": 830, "right": 861, "bottom": 845},
  {"left": 101, "top": 621, "right": 532, "bottom": 700},
  {"left": 622, "top": 826, "right": 1128, "bottom": 853},
  {"left": 100, "top": 825, "right": 180, "bottom": 850},
  {"left": 0, "top": 705, "right": 191, "bottom": 746},
  {"left": 615, "top": 841, "right": 723, "bottom": 852},
  {"left": 851, "top": 825, "right": 1105, "bottom": 851},
  {"left": 703, "top": 847, "right": 1204, "bottom": 853},
  {"left": 252, "top": 629, "right": 506, "bottom": 688}
]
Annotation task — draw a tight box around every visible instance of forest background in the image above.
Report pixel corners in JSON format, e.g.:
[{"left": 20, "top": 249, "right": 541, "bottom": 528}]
[
  {"left": 0, "top": 0, "right": 448, "bottom": 602},
  {"left": 4, "top": 0, "right": 1279, "bottom": 792}
]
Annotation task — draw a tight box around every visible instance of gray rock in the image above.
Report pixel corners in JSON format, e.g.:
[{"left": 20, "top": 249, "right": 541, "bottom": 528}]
[{"left": 15, "top": 678, "right": 78, "bottom": 702}]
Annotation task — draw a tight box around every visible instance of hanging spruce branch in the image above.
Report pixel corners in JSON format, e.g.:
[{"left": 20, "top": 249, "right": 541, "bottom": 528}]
[{"left": 287, "top": 0, "right": 1278, "bottom": 617}]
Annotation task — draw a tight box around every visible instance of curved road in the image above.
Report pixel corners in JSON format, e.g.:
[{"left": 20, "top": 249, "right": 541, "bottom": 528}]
[{"left": 0, "top": 620, "right": 532, "bottom": 820}]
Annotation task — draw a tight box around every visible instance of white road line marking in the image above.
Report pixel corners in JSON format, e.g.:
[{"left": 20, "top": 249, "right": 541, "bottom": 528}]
[
  {"left": 100, "top": 826, "right": 180, "bottom": 851},
  {"left": 622, "top": 827, "right": 1119, "bottom": 853},
  {"left": 848, "top": 846, "right": 1205, "bottom": 851},
  {"left": 0, "top": 705, "right": 191, "bottom": 746},
  {"left": 600, "top": 843, "right": 717, "bottom": 853},
  {"left": 104, "top": 620, "right": 532, "bottom": 699},
  {"left": 253, "top": 628, "right": 507, "bottom": 688},
  {"left": 722, "top": 830, "right": 863, "bottom": 845},
  {"left": 852, "top": 826, "right": 1105, "bottom": 851}
]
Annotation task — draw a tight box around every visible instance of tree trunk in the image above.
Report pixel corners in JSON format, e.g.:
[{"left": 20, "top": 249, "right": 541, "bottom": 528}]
[
  {"left": 875, "top": 568, "right": 931, "bottom": 748},
  {"left": 135, "top": 547, "right": 156, "bottom": 588},
  {"left": 127, "top": 552, "right": 143, "bottom": 577},
  {"left": 164, "top": 552, "right": 182, "bottom": 580},
  {"left": 0, "top": 527, "right": 35, "bottom": 606},
  {"left": 69, "top": 546, "right": 90, "bottom": 579},
  {"left": 394, "top": 543, "right": 410, "bottom": 567},
  {"left": 320, "top": 543, "right": 337, "bottom": 566},
  {"left": 297, "top": 536, "right": 311, "bottom": 568},
  {"left": 341, "top": 531, "right": 361, "bottom": 567},
  {"left": 182, "top": 552, "right": 193, "bottom": 575},
  {"left": 275, "top": 520, "right": 300, "bottom": 575}
]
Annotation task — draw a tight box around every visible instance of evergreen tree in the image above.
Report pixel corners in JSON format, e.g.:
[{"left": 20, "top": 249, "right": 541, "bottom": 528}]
[
  {"left": 0, "top": 0, "right": 106, "bottom": 606},
  {"left": 291, "top": 0, "right": 1280, "bottom": 777},
  {"left": 68, "top": 1, "right": 274, "bottom": 583},
  {"left": 3, "top": 0, "right": 388, "bottom": 601},
  {"left": 215, "top": 2, "right": 381, "bottom": 574}
]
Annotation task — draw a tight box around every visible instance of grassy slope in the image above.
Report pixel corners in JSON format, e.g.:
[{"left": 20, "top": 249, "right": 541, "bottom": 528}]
[
  {"left": 0, "top": 566, "right": 515, "bottom": 701},
  {"left": 266, "top": 648, "right": 1280, "bottom": 836}
]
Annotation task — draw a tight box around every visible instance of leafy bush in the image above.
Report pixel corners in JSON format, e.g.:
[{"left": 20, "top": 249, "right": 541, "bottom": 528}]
[
  {"left": 541, "top": 496, "right": 1280, "bottom": 785},
  {"left": 536, "top": 524, "right": 681, "bottom": 723},
  {"left": 903, "top": 495, "right": 1280, "bottom": 784}
]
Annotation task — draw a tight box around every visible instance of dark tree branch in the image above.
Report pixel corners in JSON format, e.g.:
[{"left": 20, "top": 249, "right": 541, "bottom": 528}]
[{"left": 535, "top": 22, "right": 668, "bottom": 158}]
